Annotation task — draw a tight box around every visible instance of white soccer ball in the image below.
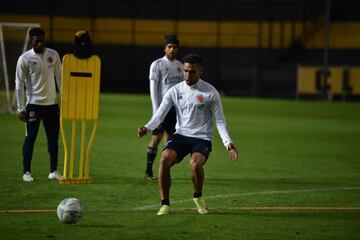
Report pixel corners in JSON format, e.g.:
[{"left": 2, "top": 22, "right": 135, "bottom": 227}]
[{"left": 57, "top": 198, "right": 84, "bottom": 224}]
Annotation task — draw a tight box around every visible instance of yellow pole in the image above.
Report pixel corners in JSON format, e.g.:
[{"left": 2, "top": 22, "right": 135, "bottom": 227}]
[
  {"left": 85, "top": 120, "right": 98, "bottom": 179},
  {"left": 60, "top": 118, "right": 68, "bottom": 179},
  {"left": 79, "top": 120, "right": 86, "bottom": 179},
  {"left": 70, "top": 120, "right": 76, "bottom": 178}
]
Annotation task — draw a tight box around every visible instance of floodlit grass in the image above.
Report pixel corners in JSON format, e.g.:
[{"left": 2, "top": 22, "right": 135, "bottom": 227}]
[{"left": 1, "top": 94, "right": 360, "bottom": 240}]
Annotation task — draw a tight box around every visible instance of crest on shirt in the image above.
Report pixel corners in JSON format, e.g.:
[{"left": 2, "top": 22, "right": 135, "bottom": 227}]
[
  {"left": 177, "top": 67, "right": 182, "bottom": 73},
  {"left": 196, "top": 94, "right": 204, "bottom": 103},
  {"left": 47, "top": 57, "right": 53, "bottom": 64}
]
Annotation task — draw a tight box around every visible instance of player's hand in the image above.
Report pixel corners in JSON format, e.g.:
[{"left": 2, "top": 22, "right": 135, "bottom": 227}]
[
  {"left": 137, "top": 126, "right": 148, "bottom": 138},
  {"left": 17, "top": 111, "right": 26, "bottom": 122},
  {"left": 227, "top": 143, "right": 238, "bottom": 161}
]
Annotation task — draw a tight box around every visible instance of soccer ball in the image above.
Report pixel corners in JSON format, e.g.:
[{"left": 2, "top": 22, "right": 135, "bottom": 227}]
[{"left": 57, "top": 198, "right": 84, "bottom": 224}]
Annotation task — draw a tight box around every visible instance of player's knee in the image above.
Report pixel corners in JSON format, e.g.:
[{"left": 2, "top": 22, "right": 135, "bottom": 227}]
[
  {"left": 159, "top": 150, "right": 177, "bottom": 168},
  {"left": 190, "top": 153, "right": 205, "bottom": 168},
  {"left": 159, "top": 157, "right": 171, "bottom": 169},
  {"left": 46, "top": 132, "right": 58, "bottom": 142},
  {"left": 24, "top": 134, "right": 37, "bottom": 142},
  {"left": 190, "top": 160, "right": 201, "bottom": 171}
]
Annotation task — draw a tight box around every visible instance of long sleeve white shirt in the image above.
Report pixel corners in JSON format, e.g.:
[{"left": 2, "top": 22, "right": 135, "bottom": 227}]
[
  {"left": 145, "top": 79, "right": 233, "bottom": 148},
  {"left": 149, "top": 56, "right": 183, "bottom": 114},
  {"left": 15, "top": 48, "right": 62, "bottom": 112}
]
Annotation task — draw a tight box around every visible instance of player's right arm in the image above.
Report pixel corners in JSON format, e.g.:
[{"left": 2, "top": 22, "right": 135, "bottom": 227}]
[
  {"left": 150, "top": 80, "right": 160, "bottom": 114},
  {"left": 137, "top": 126, "right": 148, "bottom": 137},
  {"left": 138, "top": 89, "right": 174, "bottom": 137},
  {"left": 149, "top": 60, "right": 161, "bottom": 114},
  {"left": 15, "top": 54, "right": 28, "bottom": 121}
]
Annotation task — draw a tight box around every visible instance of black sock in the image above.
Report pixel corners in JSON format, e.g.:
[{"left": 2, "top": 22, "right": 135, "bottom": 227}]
[
  {"left": 194, "top": 192, "right": 202, "bottom": 198},
  {"left": 146, "top": 147, "right": 157, "bottom": 175},
  {"left": 161, "top": 199, "right": 170, "bottom": 206}
]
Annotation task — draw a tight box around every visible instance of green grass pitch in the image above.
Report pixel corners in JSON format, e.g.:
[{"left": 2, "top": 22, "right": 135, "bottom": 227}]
[{"left": 0, "top": 94, "right": 360, "bottom": 239}]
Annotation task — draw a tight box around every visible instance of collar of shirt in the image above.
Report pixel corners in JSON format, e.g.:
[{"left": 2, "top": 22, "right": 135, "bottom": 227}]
[
  {"left": 163, "top": 55, "right": 175, "bottom": 62},
  {"left": 30, "top": 48, "right": 47, "bottom": 56},
  {"left": 188, "top": 79, "right": 202, "bottom": 90}
]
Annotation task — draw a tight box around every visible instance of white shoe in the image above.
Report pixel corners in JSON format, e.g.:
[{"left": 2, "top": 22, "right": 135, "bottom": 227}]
[
  {"left": 48, "top": 170, "right": 63, "bottom": 180},
  {"left": 157, "top": 205, "right": 170, "bottom": 215},
  {"left": 23, "top": 171, "right": 34, "bottom": 182},
  {"left": 193, "top": 197, "right": 208, "bottom": 214}
]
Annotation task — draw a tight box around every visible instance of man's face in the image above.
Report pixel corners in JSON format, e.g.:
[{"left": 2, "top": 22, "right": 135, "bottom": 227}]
[
  {"left": 164, "top": 43, "right": 178, "bottom": 60},
  {"left": 183, "top": 62, "right": 203, "bottom": 86},
  {"left": 31, "top": 34, "right": 45, "bottom": 53}
]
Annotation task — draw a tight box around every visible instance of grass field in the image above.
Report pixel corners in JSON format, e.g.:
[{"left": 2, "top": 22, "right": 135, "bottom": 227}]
[{"left": 0, "top": 94, "right": 360, "bottom": 240}]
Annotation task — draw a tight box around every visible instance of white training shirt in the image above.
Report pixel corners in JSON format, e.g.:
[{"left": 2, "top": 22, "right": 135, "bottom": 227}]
[
  {"left": 145, "top": 79, "right": 233, "bottom": 148},
  {"left": 149, "top": 56, "right": 184, "bottom": 114},
  {"left": 15, "top": 48, "right": 62, "bottom": 112}
]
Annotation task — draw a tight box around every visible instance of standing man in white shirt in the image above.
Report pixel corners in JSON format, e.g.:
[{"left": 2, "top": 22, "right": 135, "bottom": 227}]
[
  {"left": 15, "top": 27, "right": 63, "bottom": 182},
  {"left": 144, "top": 34, "right": 184, "bottom": 180},
  {"left": 138, "top": 54, "right": 238, "bottom": 215}
]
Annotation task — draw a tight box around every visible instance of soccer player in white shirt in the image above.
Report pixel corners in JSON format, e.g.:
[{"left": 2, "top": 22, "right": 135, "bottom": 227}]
[
  {"left": 144, "top": 35, "right": 184, "bottom": 180},
  {"left": 138, "top": 54, "right": 238, "bottom": 215},
  {"left": 15, "top": 27, "right": 63, "bottom": 182}
]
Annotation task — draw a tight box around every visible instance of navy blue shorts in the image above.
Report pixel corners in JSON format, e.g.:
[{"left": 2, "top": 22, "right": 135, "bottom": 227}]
[
  {"left": 164, "top": 134, "right": 212, "bottom": 162},
  {"left": 152, "top": 107, "right": 176, "bottom": 136}
]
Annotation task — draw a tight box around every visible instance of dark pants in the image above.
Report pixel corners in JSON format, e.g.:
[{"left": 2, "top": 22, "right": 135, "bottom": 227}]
[{"left": 23, "top": 104, "right": 60, "bottom": 174}]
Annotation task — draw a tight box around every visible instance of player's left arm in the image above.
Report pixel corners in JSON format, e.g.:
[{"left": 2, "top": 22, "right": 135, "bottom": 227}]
[
  {"left": 54, "top": 51, "right": 62, "bottom": 94},
  {"left": 227, "top": 143, "right": 238, "bottom": 161},
  {"left": 211, "top": 91, "right": 238, "bottom": 161}
]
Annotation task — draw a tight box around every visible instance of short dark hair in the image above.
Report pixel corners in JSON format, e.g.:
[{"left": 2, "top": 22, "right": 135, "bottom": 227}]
[
  {"left": 164, "top": 34, "right": 179, "bottom": 46},
  {"left": 29, "top": 27, "right": 45, "bottom": 38},
  {"left": 182, "top": 54, "right": 203, "bottom": 66}
]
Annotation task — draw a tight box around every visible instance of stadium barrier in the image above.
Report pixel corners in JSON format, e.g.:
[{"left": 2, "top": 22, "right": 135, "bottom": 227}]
[{"left": 297, "top": 66, "right": 360, "bottom": 100}]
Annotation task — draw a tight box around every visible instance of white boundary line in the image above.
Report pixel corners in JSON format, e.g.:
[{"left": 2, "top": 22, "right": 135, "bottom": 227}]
[
  {"left": 0, "top": 209, "right": 55, "bottom": 213},
  {"left": 2, "top": 207, "right": 360, "bottom": 213},
  {"left": 2, "top": 207, "right": 360, "bottom": 214},
  {"left": 132, "top": 186, "right": 360, "bottom": 210},
  {"left": 1, "top": 186, "right": 359, "bottom": 213}
]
